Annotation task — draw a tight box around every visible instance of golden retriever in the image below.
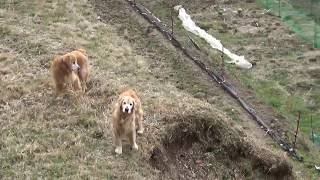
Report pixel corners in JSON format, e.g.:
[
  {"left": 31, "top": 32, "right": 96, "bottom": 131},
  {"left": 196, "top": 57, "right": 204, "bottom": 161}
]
[
  {"left": 50, "top": 49, "right": 89, "bottom": 94},
  {"left": 112, "top": 89, "right": 144, "bottom": 155}
]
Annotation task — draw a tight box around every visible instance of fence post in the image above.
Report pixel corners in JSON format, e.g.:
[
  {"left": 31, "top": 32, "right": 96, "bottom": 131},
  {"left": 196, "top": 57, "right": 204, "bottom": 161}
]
[
  {"left": 314, "top": 19, "right": 317, "bottom": 48},
  {"left": 171, "top": 2, "right": 174, "bottom": 35},
  {"left": 221, "top": 46, "right": 225, "bottom": 81},
  {"left": 293, "top": 112, "right": 301, "bottom": 149},
  {"left": 278, "top": 0, "right": 281, "bottom": 17},
  {"left": 311, "top": 114, "right": 315, "bottom": 143}
]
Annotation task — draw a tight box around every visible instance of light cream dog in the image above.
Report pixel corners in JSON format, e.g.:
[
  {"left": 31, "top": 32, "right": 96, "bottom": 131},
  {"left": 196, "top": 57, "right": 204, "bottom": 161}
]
[{"left": 112, "top": 89, "right": 144, "bottom": 155}]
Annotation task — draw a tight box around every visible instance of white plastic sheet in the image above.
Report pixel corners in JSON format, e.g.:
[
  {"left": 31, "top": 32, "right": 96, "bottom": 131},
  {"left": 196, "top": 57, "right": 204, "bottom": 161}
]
[{"left": 174, "top": 5, "right": 252, "bottom": 69}]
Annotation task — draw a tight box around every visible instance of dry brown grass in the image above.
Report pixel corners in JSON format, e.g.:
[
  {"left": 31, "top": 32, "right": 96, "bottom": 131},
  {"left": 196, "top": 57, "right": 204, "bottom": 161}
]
[{"left": 0, "top": 0, "right": 317, "bottom": 179}]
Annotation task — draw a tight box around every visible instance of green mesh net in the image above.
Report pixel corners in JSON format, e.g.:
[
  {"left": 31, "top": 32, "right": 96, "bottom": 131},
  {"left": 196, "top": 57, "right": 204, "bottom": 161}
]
[
  {"left": 257, "top": 0, "right": 320, "bottom": 48},
  {"left": 311, "top": 133, "right": 320, "bottom": 146}
]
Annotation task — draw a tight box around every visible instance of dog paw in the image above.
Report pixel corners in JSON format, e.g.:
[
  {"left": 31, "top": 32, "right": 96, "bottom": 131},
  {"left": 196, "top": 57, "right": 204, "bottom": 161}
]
[
  {"left": 137, "top": 128, "right": 144, "bottom": 134},
  {"left": 115, "top": 147, "right": 122, "bottom": 155},
  {"left": 132, "top": 143, "right": 139, "bottom": 151}
]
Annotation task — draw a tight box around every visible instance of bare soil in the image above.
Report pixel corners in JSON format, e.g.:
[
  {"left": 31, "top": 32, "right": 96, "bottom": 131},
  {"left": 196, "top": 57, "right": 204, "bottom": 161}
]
[{"left": 149, "top": 115, "right": 292, "bottom": 179}]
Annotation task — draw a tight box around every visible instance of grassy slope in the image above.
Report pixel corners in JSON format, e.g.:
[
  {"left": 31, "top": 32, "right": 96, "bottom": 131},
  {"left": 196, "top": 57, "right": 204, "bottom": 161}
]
[
  {"left": 254, "top": 0, "right": 320, "bottom": 134},
  {"left": 0, "top": 0, "right": 268, "bottom": 179},
  {"left": 0, "top": 0, "right": 164, "bottom": 178},
  {"left": 132, "top": 0, "right": 320, "bottom": 178},
  {"left": 200, "top": 0, "right": 320, "bottom": 177},
  {"left": 0, "top": 0, "right": 319, "bottom": 179}
]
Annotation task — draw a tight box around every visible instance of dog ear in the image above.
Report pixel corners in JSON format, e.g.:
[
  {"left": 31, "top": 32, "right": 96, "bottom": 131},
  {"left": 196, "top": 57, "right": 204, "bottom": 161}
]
[
  {"left": 132, "top": 99, "right": 135, "bottom": 109},
  {"left": 62, "top": 54, "right": 69, "bottom": 63},
  {"left": 117, "top": 97, "right": 124, "bottom": 111},
  {"left": 62, "top": 54, "right": 74, "bottom": 72},
  {"left": 117, "top": 96, "right": 124, "bottom": 105}
]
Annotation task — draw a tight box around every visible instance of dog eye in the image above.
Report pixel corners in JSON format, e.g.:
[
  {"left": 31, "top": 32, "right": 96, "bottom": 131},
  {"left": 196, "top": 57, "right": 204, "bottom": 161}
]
[
  {"left": 130, "top": 103, "right": 132, "bottom": 106},
  {"left": 73, "top": 62, "right": 76, "bottom": 64}
]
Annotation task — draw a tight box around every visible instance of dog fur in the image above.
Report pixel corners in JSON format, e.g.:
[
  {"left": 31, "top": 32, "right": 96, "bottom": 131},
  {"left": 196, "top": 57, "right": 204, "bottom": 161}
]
[
  {"left": 112, "top": 89, "right": 144, "bottom": 155},
  {"left": 50, "top": 49, "right": 89, "bottom": 94},
  {"left": 69, "top": 49, "right": 89, "bottom": 86}
]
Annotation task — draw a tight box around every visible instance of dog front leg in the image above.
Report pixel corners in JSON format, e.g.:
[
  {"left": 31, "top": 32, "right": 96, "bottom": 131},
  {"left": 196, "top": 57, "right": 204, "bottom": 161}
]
[
  {"left": 128, "top": 130, "right": 138, "bottom": 151},
  {"left": 72, "top": 76, "right": 81, "bottom": 91},
  {"left": 136, "top": 109, "right": 144, "bottom": 134},
  {"left": 114, "top": 135, "right": 122, "bottom": 155},
  {"left": 55, "top": 82, "right": 65, "bottom": 95}
]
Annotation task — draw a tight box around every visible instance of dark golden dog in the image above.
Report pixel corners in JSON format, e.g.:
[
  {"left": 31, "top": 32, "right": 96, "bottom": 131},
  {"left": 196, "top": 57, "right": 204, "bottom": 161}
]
[{"left": 50, "top": 49, "right": 89, "bottom": 94}]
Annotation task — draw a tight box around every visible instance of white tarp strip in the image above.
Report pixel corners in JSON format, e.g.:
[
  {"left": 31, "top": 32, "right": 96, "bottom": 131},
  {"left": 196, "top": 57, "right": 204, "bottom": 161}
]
[{"left": 174, "top": 5, "right": 252, "bottom": 69}]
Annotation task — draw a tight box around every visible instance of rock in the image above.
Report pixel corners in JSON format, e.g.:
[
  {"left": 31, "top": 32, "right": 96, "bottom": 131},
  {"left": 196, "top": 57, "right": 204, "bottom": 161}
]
[
  {"left": 309, "top": 47, "right": 315, "bottom": 51},
  {"left": 251, "top": 21, "right": 259, "bottom": 27},
  {"left": 237, "top": 8, "right": 243, "bottom": 17},
  {"left": 0, "top": 53, "right": 9, "bottom": 62},
  {"left": 0, "top": 67, "right": 10, "bottom": 75},
  {"left": 309, "top": 58, "right": 317, "bottom": 62},
  {"left": 207, "top": 96, "right": 217, "bottom": 104},
  {"left": 25, "top": 73, "right": 34, "bottom": 77},
  {"left": 224, "top": 0, "right": 233, "bottom": 5},
  {"left": 78, "top": 20, "right": 90, "bottom": 30},
  {"left": 218, "top": 29, "right": 227, "bottom": 33},
  {"left": 297, "top": 55, "right": 305, "bottom": 60},
  {"left": 308, "top": 68, "right": 320, "bottom": 79},
  {"left": 196, "top": 160, "right": 203, "bottom": 164},
  {"left": 270, "top": 123, "right": 275, "bottom": 128},
  {"left": 194, "top": 92, "right": 206, "bottom": 98},
  {"left": 295, "top": 81, "right": 312, "bottom": 91}
]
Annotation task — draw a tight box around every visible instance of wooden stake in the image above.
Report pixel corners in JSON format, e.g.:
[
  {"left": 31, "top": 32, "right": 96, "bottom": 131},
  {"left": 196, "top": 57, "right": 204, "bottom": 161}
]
[
  {"left": 293, "top": 112, "right": 301, "bottom": 149},
  {"left": 221, "top": 46, "right": 225, "bottom": 81},
  {"left": 171, "top": 2, "right": 174, "bottom": 35}
]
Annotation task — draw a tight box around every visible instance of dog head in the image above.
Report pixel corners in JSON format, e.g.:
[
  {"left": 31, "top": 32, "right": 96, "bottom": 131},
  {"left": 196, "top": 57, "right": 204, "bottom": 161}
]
[
  {"left": 63, "top": 54, "right": 80, "bottom": 72},
  {"left": 76, "top": 48, "right": 87, "bottom": 56},
  {"left": 119, "top": 96, "right": 135, "bottom": 114}
]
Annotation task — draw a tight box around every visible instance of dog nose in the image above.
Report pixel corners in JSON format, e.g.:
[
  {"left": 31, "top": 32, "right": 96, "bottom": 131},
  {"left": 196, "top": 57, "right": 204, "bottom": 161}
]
[{"left": 125, "top": 108, "right": 129, "bottom": 112}]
